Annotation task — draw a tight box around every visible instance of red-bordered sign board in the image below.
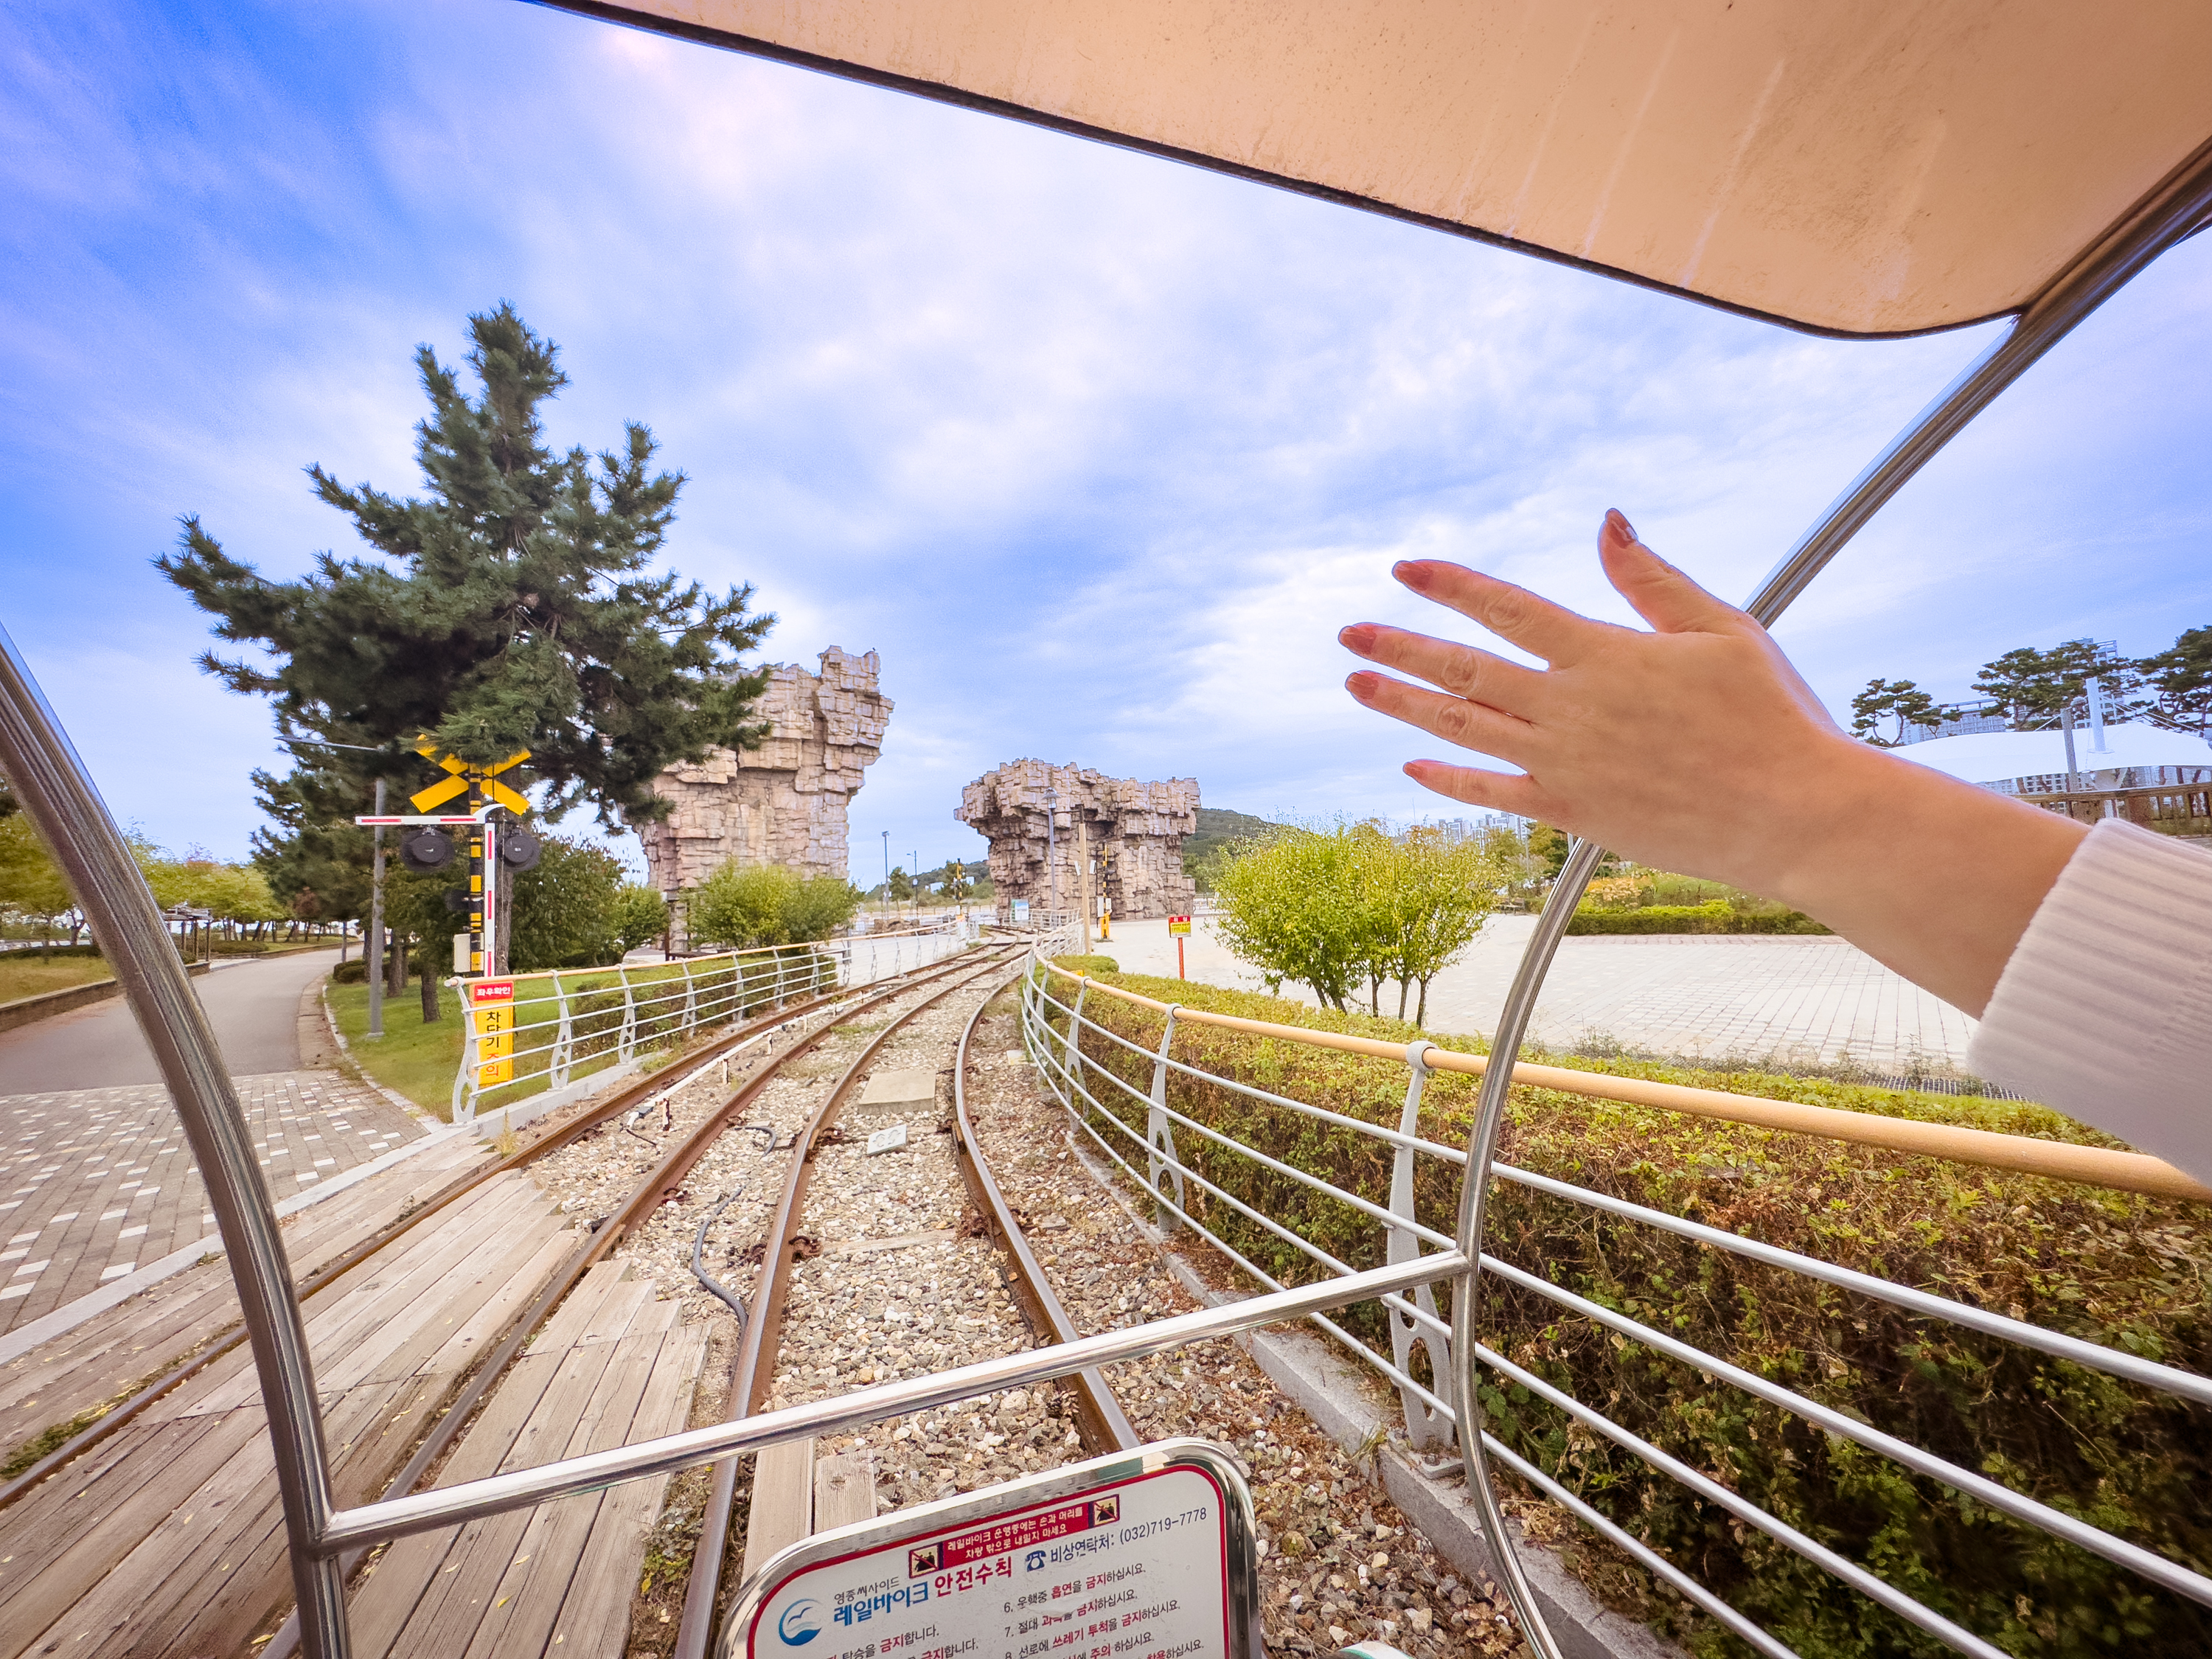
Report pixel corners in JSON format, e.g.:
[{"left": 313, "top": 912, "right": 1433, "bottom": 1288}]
[{"left": 725, "top": 1440, "right": 1259, "bottom": 1659}]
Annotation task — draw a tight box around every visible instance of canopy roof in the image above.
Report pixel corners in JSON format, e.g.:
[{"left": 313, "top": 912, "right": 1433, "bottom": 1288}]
[{"left": 560, "top": 1, "right": 2211, "bottom": 337}]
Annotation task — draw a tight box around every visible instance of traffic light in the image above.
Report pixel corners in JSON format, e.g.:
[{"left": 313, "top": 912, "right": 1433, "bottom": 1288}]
[
  {"left": 398, "top": 827, "right": 455, "bottom": 872},
  {"left": 499, "top": 828, "right": 543, "bottom": 873}
]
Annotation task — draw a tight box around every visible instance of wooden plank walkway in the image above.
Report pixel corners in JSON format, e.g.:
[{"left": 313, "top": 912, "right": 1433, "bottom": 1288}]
[
  {"left": 0, "top": 1166, "right": 572, "bottom": 1659},
  {"left": 0, "top": 1130, "right": 494, "bottom": 1474},
  {"left": 346, "top": 1260, "right": 707, "bottom": 1658}
]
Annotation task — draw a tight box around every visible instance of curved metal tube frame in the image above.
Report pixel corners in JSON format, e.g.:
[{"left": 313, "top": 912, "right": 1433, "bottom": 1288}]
[
  {"left": 1451, "top": 138, "right": 2212, "bottom": 1659},
  {"left": 0, "top": 136, "right": 2201, "bottom": 1659}
]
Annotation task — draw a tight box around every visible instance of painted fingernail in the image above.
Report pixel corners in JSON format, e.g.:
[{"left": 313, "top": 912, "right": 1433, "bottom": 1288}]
[
  {"left": 1603, "top": 508, "right": 1638, "bottom": 543},
  {"left": 1339, "top": 623, "right": 1377, "bottom": 652},
  {"left": 1346, "top": 671, "right": 1380, "bottom": 697},
  {"left": 1392, "top": 560, "right": 1427, "bottom": 588}
]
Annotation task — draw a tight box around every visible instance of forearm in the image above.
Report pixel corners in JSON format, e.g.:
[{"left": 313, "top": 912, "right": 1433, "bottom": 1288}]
[{"left": 1745, "top": 740, "right": 2087, "bottom": 1017}]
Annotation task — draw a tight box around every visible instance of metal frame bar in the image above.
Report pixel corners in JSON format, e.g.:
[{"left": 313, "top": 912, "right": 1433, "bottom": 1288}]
[
  {"left": 0, "top": 625, "right": 353, "bottom": 1658},
  {"left": 1452, "top": 137, "right": 2212, "bottom": 1659}
]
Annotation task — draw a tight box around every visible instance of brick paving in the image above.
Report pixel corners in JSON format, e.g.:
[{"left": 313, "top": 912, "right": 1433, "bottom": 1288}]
[
  {"left": 0, "top": 1070, "right": 425, "bottom": 1337},
  {"left": 1091, "top": 915, "right": 1979, "bottom": 1073}
]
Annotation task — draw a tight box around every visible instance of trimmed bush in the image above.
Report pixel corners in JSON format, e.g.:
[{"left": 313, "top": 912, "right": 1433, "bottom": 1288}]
[
  {"left": 1042, "top": 970, "right": 2212, "bottom": 1658},
  {"left": 1568, "top": 900, "right": 1831, "bottom": 935}
]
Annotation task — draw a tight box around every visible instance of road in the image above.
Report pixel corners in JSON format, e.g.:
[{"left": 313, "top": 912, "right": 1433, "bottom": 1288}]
[{"left": 0, "top": 947, "right": 342, "bottom": 1094}]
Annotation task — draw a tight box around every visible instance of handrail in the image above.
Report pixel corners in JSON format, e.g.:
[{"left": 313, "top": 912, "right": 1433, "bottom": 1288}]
[{"left": 1032, "top": 961, "right": 2212, "bottom": 1204}]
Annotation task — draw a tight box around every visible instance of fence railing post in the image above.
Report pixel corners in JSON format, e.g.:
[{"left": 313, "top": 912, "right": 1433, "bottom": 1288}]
[
  {"left": 1060, "top": 979, "right": 1088, "bottom": 1112},
  {"left": 1389, "top": 1039, "right": 1453, "bottom": 1450},
  {"left": 452, "top": 986, "right": 479, "bottom": 1123},
  {"left": 1147, "top": 1006, "right": 1186, "bottom": 1232},
  {"left": 617, "top": 965, "right": 638, "bottom": 1062},
  {"left": 549, "top": 972, "right": 572, "bottom": 1088},
  {"left": 679, "top": 958, "right": 698, "bottom": 1040}
]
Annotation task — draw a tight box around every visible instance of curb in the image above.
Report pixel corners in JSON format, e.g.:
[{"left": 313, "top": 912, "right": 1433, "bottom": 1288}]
[
  {"left": 0, "top": 959, "right": 212, "bottom": 1034},
  {"left": 316, "top": 984, "right": 444, "bottom": 1130}
]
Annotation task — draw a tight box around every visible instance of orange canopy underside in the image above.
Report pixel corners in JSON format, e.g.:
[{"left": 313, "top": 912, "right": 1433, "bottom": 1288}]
[{"left": 560, "top": 0, "right": 2211, "bottom": 337}]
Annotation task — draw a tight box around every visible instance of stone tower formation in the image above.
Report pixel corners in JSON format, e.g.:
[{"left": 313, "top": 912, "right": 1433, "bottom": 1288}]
[
  {"left": 956, "top": 760, "right": 1199, "bottom": 920},
  {"left": 632, "top": 647, "right": 890, "bottom": 925}
]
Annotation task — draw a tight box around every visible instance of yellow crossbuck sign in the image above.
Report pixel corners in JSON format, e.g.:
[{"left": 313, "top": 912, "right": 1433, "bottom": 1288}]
[{"left": 409, "top": 737, "right": 530, "bottom": 814}]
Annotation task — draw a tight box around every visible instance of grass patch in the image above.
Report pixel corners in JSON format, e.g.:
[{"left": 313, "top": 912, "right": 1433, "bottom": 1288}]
[
  {"left": 0, "top": 956, "right": 119, "bottom": 1004},
  {"left": 1046, "top": 969, "right": 2212, "bottom": 1659},
  {"left": 325, "top": 981, "right": 465, "bottom": 1118}
]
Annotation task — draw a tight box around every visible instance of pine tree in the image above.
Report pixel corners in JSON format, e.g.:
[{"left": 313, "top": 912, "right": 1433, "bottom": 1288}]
[{"left": 159, "top": 303, "right": 774, "bottom": 831}]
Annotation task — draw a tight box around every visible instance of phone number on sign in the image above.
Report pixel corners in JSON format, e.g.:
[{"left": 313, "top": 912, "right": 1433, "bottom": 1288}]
[{"left": 1115, "top": 1506, "right": 1210, "bottom": 1545}]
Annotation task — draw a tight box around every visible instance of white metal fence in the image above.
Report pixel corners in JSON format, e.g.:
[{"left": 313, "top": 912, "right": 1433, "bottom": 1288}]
[
  {"left": 451, "top": 922, "right": 975, "bottom": 1121},
  {"left": 1018, "top": 945, "right": 2212, "bottom": 1659}
]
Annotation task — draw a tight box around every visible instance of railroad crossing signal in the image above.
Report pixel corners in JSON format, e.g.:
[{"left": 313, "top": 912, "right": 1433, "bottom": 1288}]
[
  {"left": 405, "top": 737, "right": 532, "bottom": 979},
  {"left": 408, "top": 737, "right": 531, "bottom": 814}
]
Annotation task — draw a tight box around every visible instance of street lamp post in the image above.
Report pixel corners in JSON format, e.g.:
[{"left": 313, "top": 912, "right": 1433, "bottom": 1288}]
[{"left": 366, "top": 779, "right": 386, "bottom": 1038}]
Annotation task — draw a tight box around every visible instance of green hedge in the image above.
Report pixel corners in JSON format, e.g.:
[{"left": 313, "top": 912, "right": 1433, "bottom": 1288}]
[
  {"left": 1568, "top": 900, "right": 1832, "bottom": 935},
  {"left": 1037, "top": 970, "right": 2212, "bottom": 1658}
]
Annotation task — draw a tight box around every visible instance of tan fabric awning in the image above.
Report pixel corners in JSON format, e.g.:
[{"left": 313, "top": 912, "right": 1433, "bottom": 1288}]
[{"left": 558, "top": 1, "right": 2211, "bottom": 338}]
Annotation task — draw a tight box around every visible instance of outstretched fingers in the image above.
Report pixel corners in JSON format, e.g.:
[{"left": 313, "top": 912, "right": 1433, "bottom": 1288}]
[
  {"left": 1401, "top": 759, "right": 1547, "bottom": 818},
  {"left": 1596, "top": 509, "right": 1751, "bottom": 636},
  {"left": 1338, "top": 622, "right": 1551, "bottom": 715},
  {"left": 1346, "top": 669, "right": 1538, "bottom": 765},
  {"left": 1391, "top": 560, "right": 1603, "bottom": 664}
]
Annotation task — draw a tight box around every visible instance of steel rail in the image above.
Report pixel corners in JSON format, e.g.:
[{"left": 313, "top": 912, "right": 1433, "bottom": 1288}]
[
  {"left": 317, "top": 1250, "right": 1470, "bottom": 1548},
  {"left": 948, "top": 973, "right": 1143, "bottom": 1456},
  {"left": 670, "top": 948, "right": 1027, "bottom": 1659},
  {"left": 1453, "top": 138, "right": 2212, "bottom": 1659},
  {"left": 260, "top": 945, "right": 1019, "bottom": 1659}
]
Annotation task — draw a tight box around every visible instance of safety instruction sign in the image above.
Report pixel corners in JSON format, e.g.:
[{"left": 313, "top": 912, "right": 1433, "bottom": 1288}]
[
  {"left": 469, "top": 978, "right": 515, "bottom": 1088},
  {"left": 726, "top": 1440, "right": 1258, "bottom": 1659},
  {"left": 1166, "top": 916, "right": 1191, "bottom": 936}
]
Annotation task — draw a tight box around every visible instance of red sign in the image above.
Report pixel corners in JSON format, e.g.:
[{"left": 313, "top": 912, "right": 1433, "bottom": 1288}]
[{"left": 470, "top": 979, "right": 514, "bottom": 1005}]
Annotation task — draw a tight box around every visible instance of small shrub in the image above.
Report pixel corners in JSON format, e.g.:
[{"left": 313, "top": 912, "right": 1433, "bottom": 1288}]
[
  {"left": 330, "top": 959, "right": 370, "bottom": 984},
  {"left": 1052, "top": 954, "right": 1121, "bottom": 975}
]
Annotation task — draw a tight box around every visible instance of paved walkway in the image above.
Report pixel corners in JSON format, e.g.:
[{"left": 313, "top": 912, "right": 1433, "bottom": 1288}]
[
  {"left": 0, "top": 948, "right": 349, "bottom": 1091},
  {"left": 1088, "top": 915, "right": 1977, "bottom": 1072},
  {"left": 0, "top": 1074, "right": 425, "bottom": 1336},
  {"left": 0, "top": 950, "right": 425, "bottom": 1337}
]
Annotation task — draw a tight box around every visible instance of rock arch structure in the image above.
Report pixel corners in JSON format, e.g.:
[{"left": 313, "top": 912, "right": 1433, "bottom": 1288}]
[
  {"left": 632, "top": 647, "right": 890, "bottom": 920},
  {"left": 956, "top": 760, "right": 1198, "bottom": 920}
]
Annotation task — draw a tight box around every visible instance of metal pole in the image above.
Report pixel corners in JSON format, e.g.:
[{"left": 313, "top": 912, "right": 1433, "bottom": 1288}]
[
  {"left": 0, "top": 622, "right": 351, "bottom": 1656},
  {"left": 467, "top": 773, "right": 484, "bottom": 977},
  {"left": 1046, "top": 786, "right": 1058, "bottom": 923},
  {"left": 1449, "top": 137, "right": 2212, "bottom": 1659},
  {"left": 484, "top": 810, "right": 500, "bottom": 978},
  {"left": 366, "top": 779, "right": 386, "bottom": 1039}
]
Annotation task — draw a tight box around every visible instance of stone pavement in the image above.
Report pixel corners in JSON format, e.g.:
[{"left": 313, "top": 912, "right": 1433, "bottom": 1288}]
[
  {"left": 0, "top": 1070, "right": 423, "bottom": 1337},
  {"left": 1088, "top": 914, "right": 1978, "bottom": 1073}
]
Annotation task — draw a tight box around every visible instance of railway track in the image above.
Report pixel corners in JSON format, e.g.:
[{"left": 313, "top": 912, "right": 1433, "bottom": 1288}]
[
  {"left": 0, "top": 935, "right": 1502, "bottom": 1658},
  {"left": 201, "top": 934, "right": 1144, "bottom": 1659}
]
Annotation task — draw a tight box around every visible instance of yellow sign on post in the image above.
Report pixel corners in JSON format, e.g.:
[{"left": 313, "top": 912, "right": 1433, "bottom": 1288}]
[{"left": 469, "top": 978, "right": 516, "bottom": 1088}]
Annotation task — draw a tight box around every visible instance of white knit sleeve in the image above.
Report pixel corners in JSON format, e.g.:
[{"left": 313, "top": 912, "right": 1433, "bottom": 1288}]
[{"left": 1968, "top": 819, "right": 2212, "bottom": 1185}]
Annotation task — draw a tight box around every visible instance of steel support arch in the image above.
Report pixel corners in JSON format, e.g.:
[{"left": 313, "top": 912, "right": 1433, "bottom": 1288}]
[{"left": 1450, "top": 136, "right": 2212, "bottom": 1659}]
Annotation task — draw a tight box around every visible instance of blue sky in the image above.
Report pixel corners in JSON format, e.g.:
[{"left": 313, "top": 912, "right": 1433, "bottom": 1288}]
[{"left": 5, "top": 1, "right": 2209, "bottom": 883}]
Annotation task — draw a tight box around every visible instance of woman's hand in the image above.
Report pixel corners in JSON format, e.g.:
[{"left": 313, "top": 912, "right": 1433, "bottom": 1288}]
[{"left": 1338, "top": 510, "right": 2085, "bottom": 1015}]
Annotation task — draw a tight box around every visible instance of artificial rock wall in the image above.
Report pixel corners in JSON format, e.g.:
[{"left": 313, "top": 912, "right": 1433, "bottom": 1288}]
[
  {"left": 956, "top": 760, "right": 1198, "bottom": 920},
  {"left": 633, "top": 647, "right": 890, "bottom": 908}
]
